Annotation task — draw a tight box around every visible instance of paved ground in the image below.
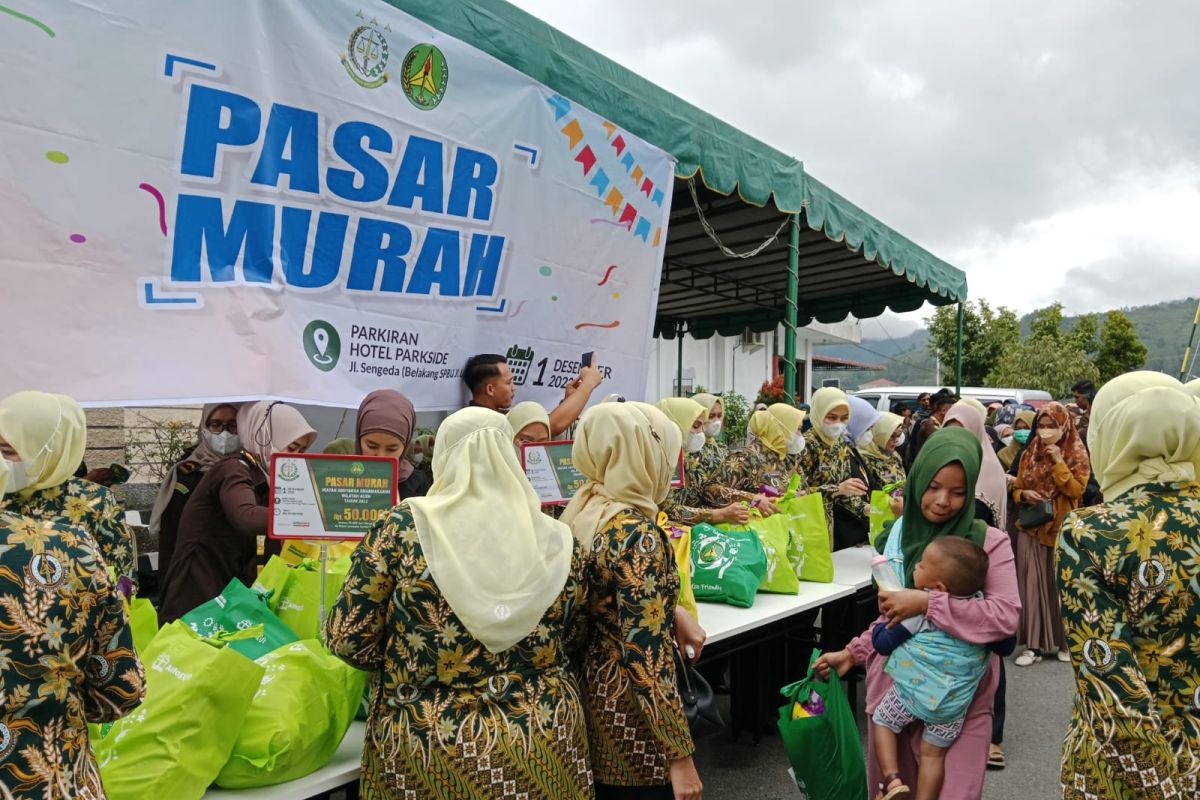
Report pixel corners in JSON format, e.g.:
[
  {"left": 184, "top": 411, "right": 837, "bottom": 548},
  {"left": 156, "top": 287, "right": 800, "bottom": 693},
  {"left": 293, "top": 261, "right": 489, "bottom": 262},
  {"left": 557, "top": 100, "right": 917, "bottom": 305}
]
[{"left": 694, "top": 654, "right": 1076, "bottom": 799}]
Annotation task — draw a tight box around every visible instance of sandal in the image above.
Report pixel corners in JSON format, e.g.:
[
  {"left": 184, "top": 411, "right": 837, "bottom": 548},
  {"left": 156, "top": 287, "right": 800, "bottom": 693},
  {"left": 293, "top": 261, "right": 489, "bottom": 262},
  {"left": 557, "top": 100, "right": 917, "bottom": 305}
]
[
  {"left": 878, "top": 773, "right": 911, "bottom": 800},
  {"left": 1014, "top": 649, "right": 1042, "bottom": 667},
  {"left": 988, "top": 744, "right": 1006, "bottom": 769}
]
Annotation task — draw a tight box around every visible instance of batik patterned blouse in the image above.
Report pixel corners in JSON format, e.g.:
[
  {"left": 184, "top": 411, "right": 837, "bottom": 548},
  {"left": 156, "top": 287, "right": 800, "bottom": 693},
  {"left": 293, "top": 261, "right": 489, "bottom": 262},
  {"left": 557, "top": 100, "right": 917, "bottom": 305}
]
[
  {"left": 0, "top": 512, "right": 144, "bottom": 800},
  {"left": 1059, "top": 482, "right": 1200, "bottom": 799},
  {"left": 583, "top": 510, "right": 694, "bottom": 786},
  {"left": 662, "top": 447, "right": 721, "bottom": 525},
  {"left": 1, "top": 478, "right": 138, "bottom": 587},
  {"left": 713, "top": 440, "right": 803, "bottom": 504},
  {"left": 325, "top": 508, "right": 593, "bottom": 800},
  {"left": 797, "top": 432, "right": 870, "bottom": 536},
  {"left": 862, "top": 450, "right": 906, "bottom": 489}
]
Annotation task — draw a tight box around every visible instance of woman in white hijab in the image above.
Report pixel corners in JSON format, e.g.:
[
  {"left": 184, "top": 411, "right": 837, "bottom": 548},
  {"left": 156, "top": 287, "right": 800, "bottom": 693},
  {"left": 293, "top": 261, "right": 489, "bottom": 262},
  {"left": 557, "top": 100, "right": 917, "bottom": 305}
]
[
  {"left": 158, "top": 401, "right": 315, "bottom": 621},
  {"left": 562, "top": 402, "right": 702, "bottom": 800},
  {"left": 326, "top": 407, "right": 592, "bottom": 798}
]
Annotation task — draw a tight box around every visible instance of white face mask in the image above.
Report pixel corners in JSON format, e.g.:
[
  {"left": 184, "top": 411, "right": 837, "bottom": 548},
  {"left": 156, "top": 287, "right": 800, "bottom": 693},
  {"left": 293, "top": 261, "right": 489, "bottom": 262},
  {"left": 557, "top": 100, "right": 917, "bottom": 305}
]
[
  {"left": 893, "top": 432, "right": 906, "bottom": 448},
  {"left": 411, "top": 453, "right": 425, "bottom": 465},
  {"left": 821, "top": 421, "right": 848, "bottom": 441},
  {"left": 687, "top": 432, "right": 706, "bottom": 453},
  {"left": 704, "top": 420, "right": 722, "bottom": 438},
  {"left": 4, "top": 460, "right": 33, "bottom": 494},
  {"left": 856, "top": 430, "right": 874, "bottom": 448},
  {"left": 203, "top": 429, "right": 242, "bottom": 456},
  {"left": 1001, "top": 436, "right": 1014, "bottom": 447},
  {"left": 787, "top": 432, "right": 807, "bottom": 455}
]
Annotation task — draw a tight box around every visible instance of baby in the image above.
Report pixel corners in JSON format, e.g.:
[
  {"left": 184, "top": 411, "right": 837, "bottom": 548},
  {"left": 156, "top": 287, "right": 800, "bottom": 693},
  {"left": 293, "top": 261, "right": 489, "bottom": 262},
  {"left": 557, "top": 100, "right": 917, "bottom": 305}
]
[{"left": 871, "top": 536, "right": 991, "bottom": 800}]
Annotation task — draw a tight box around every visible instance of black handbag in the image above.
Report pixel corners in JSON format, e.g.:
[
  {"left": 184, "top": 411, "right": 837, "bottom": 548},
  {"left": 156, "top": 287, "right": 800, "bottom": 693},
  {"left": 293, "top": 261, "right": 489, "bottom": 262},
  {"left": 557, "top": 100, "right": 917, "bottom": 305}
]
[
  {"left": 1018, "top": 498, "right": 1055, "bottom": 528},
  {"left": 675, "top": 650, "right": 724, "bottom": 738}
]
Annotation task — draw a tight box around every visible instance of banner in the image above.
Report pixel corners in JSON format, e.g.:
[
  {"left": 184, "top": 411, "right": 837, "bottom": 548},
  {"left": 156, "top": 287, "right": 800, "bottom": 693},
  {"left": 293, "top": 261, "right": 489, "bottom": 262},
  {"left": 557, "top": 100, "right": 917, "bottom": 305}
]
[
  {"left": 0, "top": 1, "right": 675, "bottom": 409},
  {"left": 521, "top": 440, "right": 683, "bottom": 505},
  {"left": 269, "top": 453, "right": 398, "bottom": 540}
]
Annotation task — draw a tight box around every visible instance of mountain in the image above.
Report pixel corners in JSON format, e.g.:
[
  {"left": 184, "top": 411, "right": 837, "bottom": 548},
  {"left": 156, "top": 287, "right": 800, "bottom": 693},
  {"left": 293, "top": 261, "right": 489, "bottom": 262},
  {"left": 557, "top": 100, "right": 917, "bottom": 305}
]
[{"left": 813, "top": 297, "right": 1199, "bottom": 390}]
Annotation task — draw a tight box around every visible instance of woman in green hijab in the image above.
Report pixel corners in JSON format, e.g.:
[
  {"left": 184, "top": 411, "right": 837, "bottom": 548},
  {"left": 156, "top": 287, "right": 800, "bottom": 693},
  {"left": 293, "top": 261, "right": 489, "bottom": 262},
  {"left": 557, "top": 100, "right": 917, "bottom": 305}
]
[{"left": 815, "top": 428, "right": 1020, "bottom": 799}]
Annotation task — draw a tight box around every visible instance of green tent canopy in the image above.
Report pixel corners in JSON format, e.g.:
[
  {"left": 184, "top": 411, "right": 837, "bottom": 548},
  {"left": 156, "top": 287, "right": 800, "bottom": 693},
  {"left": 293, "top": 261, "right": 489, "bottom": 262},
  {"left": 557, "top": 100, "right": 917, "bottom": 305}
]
[{"left": 390, "top": 0, "right": 968, "bottom": 385}]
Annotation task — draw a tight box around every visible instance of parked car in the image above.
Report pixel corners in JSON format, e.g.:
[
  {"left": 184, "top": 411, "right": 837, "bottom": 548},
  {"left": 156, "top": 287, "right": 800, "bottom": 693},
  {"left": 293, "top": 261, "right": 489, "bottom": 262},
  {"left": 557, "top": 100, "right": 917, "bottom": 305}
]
[{"left": 852, "top": 385, "right": 1053, "bottom": 414}]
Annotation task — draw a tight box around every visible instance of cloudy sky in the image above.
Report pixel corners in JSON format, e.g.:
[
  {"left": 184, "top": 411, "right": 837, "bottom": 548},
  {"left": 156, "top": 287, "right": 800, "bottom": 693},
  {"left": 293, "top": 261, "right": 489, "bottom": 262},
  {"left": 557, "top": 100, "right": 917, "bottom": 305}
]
[{"left": 509, "top": 0, "right": 1200, "bottom": 335}]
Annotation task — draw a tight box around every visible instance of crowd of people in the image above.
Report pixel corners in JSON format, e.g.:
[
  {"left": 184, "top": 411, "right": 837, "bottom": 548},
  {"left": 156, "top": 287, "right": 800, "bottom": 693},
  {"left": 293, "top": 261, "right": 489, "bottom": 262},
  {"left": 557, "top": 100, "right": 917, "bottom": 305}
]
[{"left": 2, "top": 365, "right": 1200, "bottom": 799}]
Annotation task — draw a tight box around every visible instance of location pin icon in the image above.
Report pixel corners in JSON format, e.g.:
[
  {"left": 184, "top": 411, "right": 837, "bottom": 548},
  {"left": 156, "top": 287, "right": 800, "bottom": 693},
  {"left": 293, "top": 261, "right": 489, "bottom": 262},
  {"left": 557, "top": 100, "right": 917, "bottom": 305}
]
[{"left": 314, "top": 328, "right": 329, "bottom": 359}]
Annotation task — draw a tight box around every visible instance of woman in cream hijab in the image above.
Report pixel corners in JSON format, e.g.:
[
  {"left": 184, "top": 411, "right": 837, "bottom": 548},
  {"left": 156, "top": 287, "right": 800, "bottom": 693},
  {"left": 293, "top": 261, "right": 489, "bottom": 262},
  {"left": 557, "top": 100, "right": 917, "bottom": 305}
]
[
  {"left": 158, "top": 400, "right": 316, "bottom": 621},
  {"left": 657, "top": 397, "right": 749, "bottom": 526},
  {"left": 507, "top": 400, "right": 553, "bottom": 445},
  {"left": 561, "top": 402, "right": 703, "bottom": 799},
  {"left": 0, "top": 390, "right": 139, "bottom": 590},
  {"left": 798, "top": 387, "right": 873, "bottom": 549},
  {"left": 1059, "top": 373, "right": 1200, "bottom": 797},
  {"left": 326, "top": 408, "right": 593, "bottom": 798},
  {"left": 859, "top": 411, "right": 907, "bottom": 488},
  {"left": 717, "top": 403, "right": 807, "bottom": 518}
]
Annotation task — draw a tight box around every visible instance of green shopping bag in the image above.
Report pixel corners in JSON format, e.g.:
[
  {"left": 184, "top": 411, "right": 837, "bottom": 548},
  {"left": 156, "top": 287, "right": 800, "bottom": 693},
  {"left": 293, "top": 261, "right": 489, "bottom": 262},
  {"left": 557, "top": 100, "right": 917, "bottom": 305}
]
[
  {"left": 181, "top": 578, "right": 297, "bottom": 660},
  {"left": 215, "top": 639, "right": 367, "bottom": 788},
  {"left": 869, "top": 491, "right": 895, "bottom": 546},
  {"left": 719, "top": 509, "right": 799, "bottom": 595},
  {"left": 96, "top": 621, "right": 267, "bottom": 800},
  {"left": 690, "top": 523, "right": 767, "bottom": 608},
  {"left": 272, "top": 557, "right": 351, "bottom": 640},
  {"left": 252, "top": 555, "right": 293, "bottom": 610},
  {"left": 777, "top": 650, "right": 867, "bottom": 800},
  {"left": 778, "top": 476, "right": 835, "bottom": 583},
  {"left": 127, "top": 596, "right": 159, "bottom": 655}
]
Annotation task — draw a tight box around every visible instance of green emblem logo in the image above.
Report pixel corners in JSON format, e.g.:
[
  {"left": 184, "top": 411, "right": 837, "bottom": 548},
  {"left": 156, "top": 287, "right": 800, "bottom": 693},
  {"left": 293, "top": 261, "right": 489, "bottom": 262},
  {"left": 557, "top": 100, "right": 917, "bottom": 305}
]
[
  {"left": 401, "top": 43, "right": 448, "bottom": 110},
  {"left": 279, "top": 460, "right": 301, "bottom": 482},
  {"left": 342, "top": 14, "right": 390, "bottom": 89},
  {"left": 351, "top": 462, "right": 366, "bottom": 476},
  {"left": 303, "top": 320, "right": 341, "bottom": 372}
]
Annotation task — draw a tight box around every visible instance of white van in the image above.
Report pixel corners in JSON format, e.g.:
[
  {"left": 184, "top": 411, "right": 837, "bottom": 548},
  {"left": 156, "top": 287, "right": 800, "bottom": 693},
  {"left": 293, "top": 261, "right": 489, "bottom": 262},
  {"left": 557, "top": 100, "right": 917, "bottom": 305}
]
[{"left": 852, "top": 385, "right": 1053, "bottom": 413}]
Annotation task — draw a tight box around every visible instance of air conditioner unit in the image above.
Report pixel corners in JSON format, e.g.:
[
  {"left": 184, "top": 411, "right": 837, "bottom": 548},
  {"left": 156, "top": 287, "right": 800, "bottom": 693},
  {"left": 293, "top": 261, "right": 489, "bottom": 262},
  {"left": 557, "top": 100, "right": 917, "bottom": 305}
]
[
  {"left": 822, "top": 378, "right": 841, "bottom": 389},
  {"left": 739, "top": 329, "right": 765, "bottom": 352}
]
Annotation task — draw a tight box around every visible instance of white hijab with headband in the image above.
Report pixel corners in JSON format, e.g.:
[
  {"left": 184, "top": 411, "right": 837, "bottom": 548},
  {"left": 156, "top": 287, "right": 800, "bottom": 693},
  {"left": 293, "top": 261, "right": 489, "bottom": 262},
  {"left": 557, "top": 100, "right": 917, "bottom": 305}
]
[
  {"left": 148, "top": 403, "right": 241, "bottom": 536},
  {"left": 0, "top": 391, "right": 87, "bottom": 494},
  {"left": 407, "top": 407, "right": 573, "bottom": 654},
  {"left": 236, "top": 401, "right": 316, "bottom": 474},
  {"left": 560, "top": 402, "right": 682, "bottom": 548}
]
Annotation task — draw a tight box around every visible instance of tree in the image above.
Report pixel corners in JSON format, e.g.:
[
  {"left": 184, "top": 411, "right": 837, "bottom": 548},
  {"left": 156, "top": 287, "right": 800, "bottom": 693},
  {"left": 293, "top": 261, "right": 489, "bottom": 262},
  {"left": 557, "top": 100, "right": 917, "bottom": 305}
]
[
  {"left": 720, "top": 391, "right": 751, "bottom": 446},
  {"left": 987, "top": 335, "right": 1099, "bottom": 398},
  {"left": 1094, "top": 310, "right": 1148, "bottom": 382},
  {"left": 1067, "top": 313, "right": 1099, "bottom": 357},
  {"left": 926, "top": 300, "right": 1021, "bottom": 386},
  {"left": 1029, "top": 303, "right": 1065, "bottom": 340}
]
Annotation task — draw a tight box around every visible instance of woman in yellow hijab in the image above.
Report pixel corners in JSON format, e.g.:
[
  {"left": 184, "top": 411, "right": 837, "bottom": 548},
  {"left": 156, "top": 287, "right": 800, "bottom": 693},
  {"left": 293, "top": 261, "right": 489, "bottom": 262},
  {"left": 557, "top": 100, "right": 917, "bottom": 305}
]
[
  {"left": 1059, "top": 372, "right": 1200, "bottom": 797},
  {"left": 326, "top": 407, "right": 593, "bottom": 798},
  {"left": 656, "top": 397, "right": 749, "bottom": 526},
  {"left": 798, "top": 387, "right": 873, "bottom": 549},
  {"left": 0, "top": 391, "right": 139, "bottom": 591},
  {"left": 717, "top": 402, "right": 808, "bottom": 518},
  {"left": 561, "top": 403, "right": 702, "bottom": 798},
  {"left": 859, "top": 410, "right": 907, "bottom": 488}
]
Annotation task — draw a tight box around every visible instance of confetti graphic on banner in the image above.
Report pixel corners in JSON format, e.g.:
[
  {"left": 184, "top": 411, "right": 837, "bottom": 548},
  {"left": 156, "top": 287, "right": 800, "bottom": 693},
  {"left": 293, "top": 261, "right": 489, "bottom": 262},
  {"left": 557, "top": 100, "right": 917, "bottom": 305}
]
[
  {"left": 138, "top": 182, "right": 169, "bottom": 236},
  {"left": 546, "top": 94, "right": 663, "bottom": 248}
]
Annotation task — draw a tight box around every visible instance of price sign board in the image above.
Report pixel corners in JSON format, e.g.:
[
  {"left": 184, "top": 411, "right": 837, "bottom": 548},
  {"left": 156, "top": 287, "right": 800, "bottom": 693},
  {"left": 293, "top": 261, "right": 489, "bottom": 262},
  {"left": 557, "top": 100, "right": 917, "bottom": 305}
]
[
  {"left": 520, "top": 441, "right": 684, "bottom": 506},
  {"left": 269, "top": 453, "right": 398, "bottom": 540}
]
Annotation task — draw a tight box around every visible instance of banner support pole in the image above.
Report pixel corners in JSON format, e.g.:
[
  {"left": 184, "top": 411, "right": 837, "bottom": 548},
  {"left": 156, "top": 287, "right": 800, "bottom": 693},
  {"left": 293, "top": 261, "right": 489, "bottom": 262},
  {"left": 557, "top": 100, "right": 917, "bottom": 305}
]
[
  {"left": 676, "top": 321, "right": 685, "bottom": 397},
  {"left": 784, "top": 213, "right": 800, "bottom": 404}
]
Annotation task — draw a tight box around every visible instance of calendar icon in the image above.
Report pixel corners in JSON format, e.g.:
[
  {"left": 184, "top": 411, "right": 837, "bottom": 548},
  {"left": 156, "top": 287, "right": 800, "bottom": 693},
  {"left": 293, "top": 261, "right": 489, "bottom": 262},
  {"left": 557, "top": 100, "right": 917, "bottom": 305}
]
[{"left": 506, "top": 345, "right": 535, "bottom": 386}]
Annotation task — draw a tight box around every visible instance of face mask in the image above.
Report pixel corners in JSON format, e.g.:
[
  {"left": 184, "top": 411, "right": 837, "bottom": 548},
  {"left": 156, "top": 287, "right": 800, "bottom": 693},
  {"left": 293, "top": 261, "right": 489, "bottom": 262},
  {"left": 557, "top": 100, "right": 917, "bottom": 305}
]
[
  {"left": 821, "top": 422, "right": 848, "bottom": 441},
  {"left": 787, "top": 432, "right": 807, "bottom": 455},
  {"left": 704, "top": 420, "right": 722, "bottom": 438},
  {"left": 687, "top": 432, "right": 706, "bottom": 453},
  {"left": 203, "top": 429, "right": 242, "bottom": 456},
  {"left": 411, "top": 453, "right": 425, "bottom": 465},
  {"left": 856, "top": 430, "right": 874, "bottom": 448},
  {"left": 1001, "top": 436, "right": 1014, "bottom": 447},
  {"left": 1038, "top": 428, "right": 1063, "bottom": 444},
  {"left": 893, "top": 432, "right": 906, "bottom": 448},
  {"left": 5, "top": 460, "right": 32, "bottom": 494},
  {"left": 1013, "top": 429, "right": 1032, "bottom": 445}
]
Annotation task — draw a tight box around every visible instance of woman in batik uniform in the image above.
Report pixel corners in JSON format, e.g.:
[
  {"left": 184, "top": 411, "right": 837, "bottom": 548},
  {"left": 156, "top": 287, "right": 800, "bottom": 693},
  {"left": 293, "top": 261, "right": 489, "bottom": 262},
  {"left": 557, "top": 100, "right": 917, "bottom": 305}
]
[
  {"left": 326, "top": 408, "right": 592, "bottom": 800},
  {"left": 714, "top": 403, "right": 808, "bottom": 516},
  {"left": 797, "top": 387, "right": 873, "bottom": 550},
  {"left": 657, "top": 397, "right": 748, "bottom": 527},
  {"left": 859, "top": 411, "right": 907, "bottom": 488},
  {"left": 562, "top": 402, "right": 701, "bottom": 800},
  {"left": 1059, "top": 372, "right": 1200, "bottom": 798},
  {"left": 0, "top": 391, "right": 139, "bottom": 590},
  {"left": 0, "top": 456, "right": 145, "bottom": 800}
]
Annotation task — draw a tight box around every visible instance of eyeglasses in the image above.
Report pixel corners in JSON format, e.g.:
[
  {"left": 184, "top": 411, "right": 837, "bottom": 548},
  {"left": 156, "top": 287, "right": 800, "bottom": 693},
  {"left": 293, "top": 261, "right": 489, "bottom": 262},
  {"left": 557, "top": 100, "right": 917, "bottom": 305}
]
[{"left": 206, "top": 420, "right": 238, "bottom": 434}]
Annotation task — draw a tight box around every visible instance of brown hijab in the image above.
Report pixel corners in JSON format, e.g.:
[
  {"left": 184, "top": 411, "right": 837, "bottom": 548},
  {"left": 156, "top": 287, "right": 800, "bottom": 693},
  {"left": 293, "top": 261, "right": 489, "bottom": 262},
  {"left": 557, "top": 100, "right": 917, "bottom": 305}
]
[
  {"left": 355, "top": 390, "right": 417, "bottom": 481},
  {"left": 1016, "top": 401, "right": 1091, "bottom": 497}
]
